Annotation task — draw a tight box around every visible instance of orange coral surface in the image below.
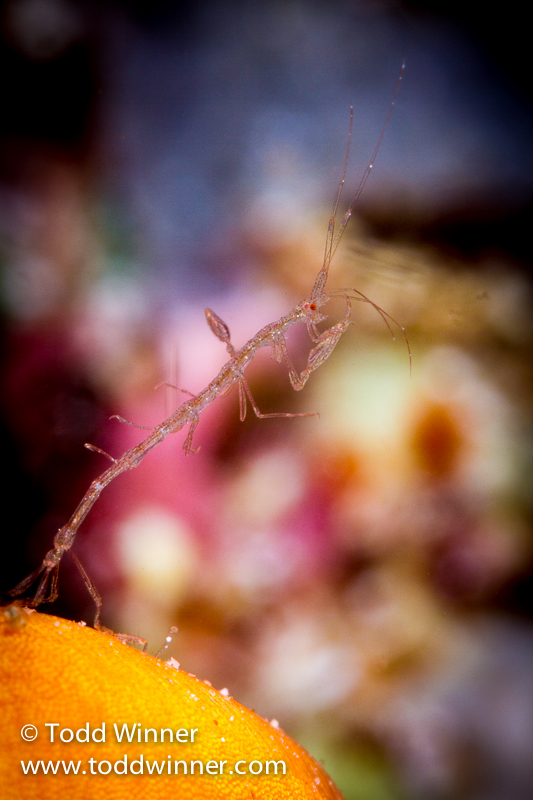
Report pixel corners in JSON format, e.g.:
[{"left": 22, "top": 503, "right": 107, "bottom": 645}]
[{"left": 0, "top": 606, "right": 342, "bottom": 799}]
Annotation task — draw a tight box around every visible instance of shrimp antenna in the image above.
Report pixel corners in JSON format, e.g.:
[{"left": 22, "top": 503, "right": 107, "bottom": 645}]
[
  {"left": 312, "top": 62, "right": 405, "bottom": 301},
  {"left": 329, "top": 286, "right": 412, "bottom": 374},
  {"left": 318, "top": 105, "right": 354, "bottom": 290}
]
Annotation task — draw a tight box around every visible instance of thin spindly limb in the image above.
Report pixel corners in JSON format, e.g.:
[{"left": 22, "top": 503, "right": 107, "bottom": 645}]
[
  {"left": 9, "top": 564, "right": 48, "bottom": 598},
  {"left": 69, "top": 551, "right": 102, "bottom": 629},
  {"left": 110, "top": 414, "right": 155, "bottom": 430},
  {"left": 154, "top": 381, "right": 196, "bottom": 398},
  {"left": 241, "top": 377, "right": 318, "bottom": 420},
  {"left": 238, "top": 380, "right": 247, "bottom": 421},
  {"left": 33, "top": 563, "right": 59, "bottom": 606},
  {"left": 183, "top": 418, "right": 200, "bottom": 455},
  {"left": 84, "top": 443, "right": 116, "bottom": 463}
]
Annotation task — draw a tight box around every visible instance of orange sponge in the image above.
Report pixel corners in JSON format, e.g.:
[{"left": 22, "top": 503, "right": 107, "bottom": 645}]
[{"left": 1, "top": 606, "right": 342, "bottom": 799}]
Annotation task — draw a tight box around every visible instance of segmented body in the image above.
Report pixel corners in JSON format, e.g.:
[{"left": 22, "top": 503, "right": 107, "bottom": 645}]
[{"left": 7, "top": 68, "right": 408, "bottom": 627}]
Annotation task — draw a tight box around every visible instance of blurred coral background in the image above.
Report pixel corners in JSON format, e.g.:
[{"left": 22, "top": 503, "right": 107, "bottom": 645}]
[{"left": 1, "top": 1, "right": 532, "bottom": 798}]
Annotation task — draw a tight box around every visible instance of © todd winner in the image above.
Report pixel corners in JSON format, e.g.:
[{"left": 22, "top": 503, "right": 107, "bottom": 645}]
[{"left": 44, "top": 723, "right": 198, "bottom": 743}]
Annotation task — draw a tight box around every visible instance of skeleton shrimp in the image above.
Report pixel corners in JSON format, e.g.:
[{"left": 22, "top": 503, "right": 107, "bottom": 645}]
[{"left": 6, "top": 66, "right": 409, "bottom": 628}]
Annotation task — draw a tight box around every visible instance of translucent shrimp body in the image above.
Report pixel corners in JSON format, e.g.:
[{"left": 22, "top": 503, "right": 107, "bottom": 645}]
[{"left": 7, "top": 68, "right": 408, "bottom": 626}]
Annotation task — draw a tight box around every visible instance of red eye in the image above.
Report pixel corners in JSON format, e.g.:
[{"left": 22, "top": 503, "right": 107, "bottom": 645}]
[{"left": 309, "top": 303, "right": 316, "bottom": 311}]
